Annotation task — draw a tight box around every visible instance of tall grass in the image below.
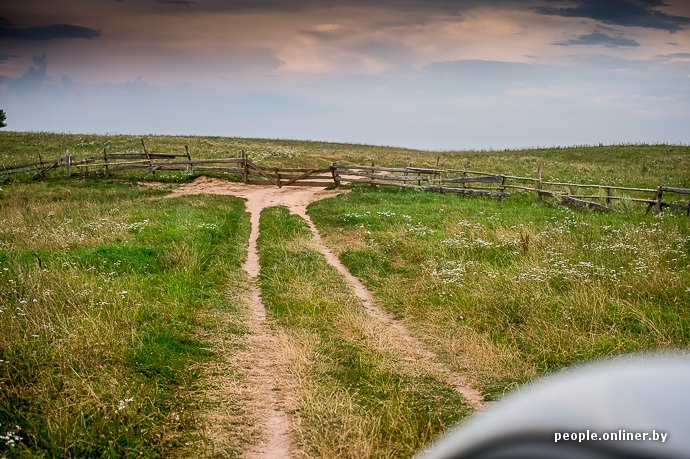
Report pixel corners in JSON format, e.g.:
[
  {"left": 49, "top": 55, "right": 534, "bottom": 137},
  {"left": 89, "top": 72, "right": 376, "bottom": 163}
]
[
  {"left": 0, "top": 181, "right": 252, "bottom": 457},
  {"left": 308, "top": 188, "right": 690, "bottom": 399},
  {"left": 257, "top": 206, "right": 471, "bottom": 458}
]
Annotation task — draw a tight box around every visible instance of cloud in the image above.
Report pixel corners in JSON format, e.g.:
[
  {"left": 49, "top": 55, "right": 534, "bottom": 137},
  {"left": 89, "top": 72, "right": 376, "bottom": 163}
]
[
  {"left": 0, "top": 53, "right": 21, "bottom": 63},
  {"left": 533, "top": 0, "right": 690, "bottom": 33},
  {"left": 128, "top": 0, "right": 514, "bottom": 15},
  {"left": 290, "top": 23, "right": 414, "bottom": 72},
  {"left": 2, "top": 51, "right": 689, "bottom": 150},
  {"left": 155, "top": 0, "right": 197, "bottom": 5},
  {"left": 299, "top": 24, "right": 350, "bottom": 42},
  {"left": 0, "top": 19, "right": 101, "bottom": 40},
  {"left": 9, "top": 53, "right": 47, "bottom": 92},
  {"left": 552, "top": 31, "right": 640, "bottom": 47},
  {"left": 651, "top": 52, "right": 690, "bottom": 62}
]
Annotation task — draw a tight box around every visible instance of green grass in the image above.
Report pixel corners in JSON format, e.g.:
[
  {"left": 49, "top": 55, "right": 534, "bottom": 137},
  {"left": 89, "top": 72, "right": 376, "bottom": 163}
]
[
  {"left": 257, "top": 206, "right": 470, "bottom": 458},
  {"left": 308, "top": 187, "right": 690, "bottom": 399},
  {"left": 0, "top": 182, "right": 252, "bottom": 457}
]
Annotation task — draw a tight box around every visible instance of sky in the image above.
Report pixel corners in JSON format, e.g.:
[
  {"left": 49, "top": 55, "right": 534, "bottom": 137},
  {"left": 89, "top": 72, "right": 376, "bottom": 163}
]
[{"left": 1, "top": 0, "right": 690, "bottom": 150}]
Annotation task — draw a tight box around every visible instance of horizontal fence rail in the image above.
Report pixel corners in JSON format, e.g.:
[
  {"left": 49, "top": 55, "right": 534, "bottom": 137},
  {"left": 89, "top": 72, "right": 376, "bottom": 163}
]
[{"left": 2, "top": 141, "right": 689, "bottom": 215}]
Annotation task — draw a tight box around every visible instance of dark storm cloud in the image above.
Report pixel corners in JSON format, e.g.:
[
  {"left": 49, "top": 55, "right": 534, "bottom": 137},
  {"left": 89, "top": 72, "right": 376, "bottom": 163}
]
[
  {"left": 143, "top": 0, "right": 520, "bottom": 14},
  {"left": 0, "top": 53, "right": 21, "bottom": 63},
  {"left": 534, "top": 0, "right": 690, "bottom": 33},
  {"left": 553, "top": 31, "right": 640, "bottom": 47},
  {"left": 155, "top": 0, "right": 197, "bottom": 5},
  {"left": 0, "top": 19, "right": 101, "bottom": 41}
]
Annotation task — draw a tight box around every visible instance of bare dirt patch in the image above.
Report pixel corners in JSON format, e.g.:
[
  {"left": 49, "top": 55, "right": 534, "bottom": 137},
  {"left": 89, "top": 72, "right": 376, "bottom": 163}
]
[{"left": 170, "top": 178, "right": 342, "bottom": 458}]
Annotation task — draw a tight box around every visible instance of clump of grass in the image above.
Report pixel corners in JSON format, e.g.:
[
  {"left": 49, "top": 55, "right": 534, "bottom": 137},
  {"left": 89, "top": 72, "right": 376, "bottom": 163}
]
[
  {"left": 0, "top": 184, "right": 252, "bottom": 457},
  {"left": 257, "top": 206, "right": 470, "bottom": 458},
  {"left": 309, "top": 187, "right": 690, "bottom": 399}
]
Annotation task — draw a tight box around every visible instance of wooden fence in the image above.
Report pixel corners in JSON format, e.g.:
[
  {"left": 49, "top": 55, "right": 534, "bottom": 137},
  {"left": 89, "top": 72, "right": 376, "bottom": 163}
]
[
  {"left": 2, "top": 142, "right": 689, "bottom": 215},
  {"left": 333, "top": 163, "right": 509, "bottom": 197},
  {"left": 333, "top": 163, "right": 690, "bottom": 215}
]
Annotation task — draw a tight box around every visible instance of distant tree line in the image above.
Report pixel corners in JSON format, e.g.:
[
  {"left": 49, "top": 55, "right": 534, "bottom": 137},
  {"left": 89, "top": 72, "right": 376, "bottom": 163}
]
[{"left": 0, "top": 109, "right": 6, "bottom": 128}]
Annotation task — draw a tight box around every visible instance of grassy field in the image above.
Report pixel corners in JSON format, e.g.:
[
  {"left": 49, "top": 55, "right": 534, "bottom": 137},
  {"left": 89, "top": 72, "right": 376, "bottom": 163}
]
[
  {"left": 0, "top": 178, "right": 253, "bottom": 457},
  {"left": 1, "top": 131, "right": 689, "bottom": 457},
  {"left": 308, "top": 189, "right": 690, "bottom": 399}
]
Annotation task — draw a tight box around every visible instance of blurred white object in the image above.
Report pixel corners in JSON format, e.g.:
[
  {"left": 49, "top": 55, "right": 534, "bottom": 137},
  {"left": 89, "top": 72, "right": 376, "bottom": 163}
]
[{"left": 418, "top": 353, "right": 690, "bottom": 459}]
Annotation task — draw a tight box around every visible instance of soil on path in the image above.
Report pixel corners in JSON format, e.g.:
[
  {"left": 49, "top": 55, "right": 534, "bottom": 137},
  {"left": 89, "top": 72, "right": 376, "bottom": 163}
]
[
  {"left": 169, "top": 177, "right": 485, "bottom": 456},
  {"left": 171, "top": 178, "right": 343, "bottom": 458}
]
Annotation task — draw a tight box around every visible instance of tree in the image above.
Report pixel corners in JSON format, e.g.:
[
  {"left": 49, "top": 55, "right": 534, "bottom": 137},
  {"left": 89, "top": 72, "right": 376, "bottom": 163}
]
[{"left": 0, "top": 110, "right": 6, "bottom": 128}]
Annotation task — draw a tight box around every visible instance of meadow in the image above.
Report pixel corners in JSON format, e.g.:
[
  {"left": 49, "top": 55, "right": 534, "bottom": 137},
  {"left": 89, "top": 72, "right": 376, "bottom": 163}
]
[
  {"left": 0, "top": 177, "right": 254, "bottom": 457},
  {"left": 308, "top": 189, "right": 690, "bottom": 399},
  {"left": 1, "top": 131, "right": 689, "bottom": 457}
]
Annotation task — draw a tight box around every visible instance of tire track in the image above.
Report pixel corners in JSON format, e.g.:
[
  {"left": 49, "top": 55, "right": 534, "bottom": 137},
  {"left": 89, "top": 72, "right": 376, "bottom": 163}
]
[
  {"left": 169, "top": 178, "right": 486, "bottom": 457},
  {"left": 289, "top": 204, "right": 486, "bottom": 411}
]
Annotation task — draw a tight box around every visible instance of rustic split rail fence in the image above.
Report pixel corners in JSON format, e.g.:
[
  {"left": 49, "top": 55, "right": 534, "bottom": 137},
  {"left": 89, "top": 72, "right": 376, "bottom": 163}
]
[{"left": 2, "top": 141, "right": 689, "bottom": 215}]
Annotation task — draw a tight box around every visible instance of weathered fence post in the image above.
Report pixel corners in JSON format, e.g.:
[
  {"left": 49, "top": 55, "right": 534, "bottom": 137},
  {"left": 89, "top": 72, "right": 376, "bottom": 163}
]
[
  {"left": 331, "top": 163, "right": 340, "bottom": 187},
  {"left": 645, "top": 186, "right": 661, "bottom": 215},
  {"left": 275, "top": 167, "right": 281, "bottom": 188},
  {"left": 103, "top": 148, "right": 109, "bottom": 175},
  {"left": 65, "top": 150, "right": 72, "bottom": 178},
  {"left": 654, "top": 185, "right": 663, "bottom": 214},
  {"left": 242, "top": 150, "right": 248, "bottom": 184},
  {"left": 605, "top": 187, "right": 612, "bottom": 208},
  {"left": 462, "top": 164, "right": 468, "bottom": 190},
  {"left": 536, "top": 162, "right": 543, "bottom": 202},
  {"left": 141, "top": 139, "right": 153, "bottom": 174},
  {"left": 33, "top": 151, "right": 45, "bottom": 179},
  {"left": 435, "top": 156, "right": 440, "bottom": 183},
  {"left": 499, "top": 172, "right": 508, "bottom": 198},
  {"left": 184, "top": 144, "right": 193, "bottom": 176}
]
